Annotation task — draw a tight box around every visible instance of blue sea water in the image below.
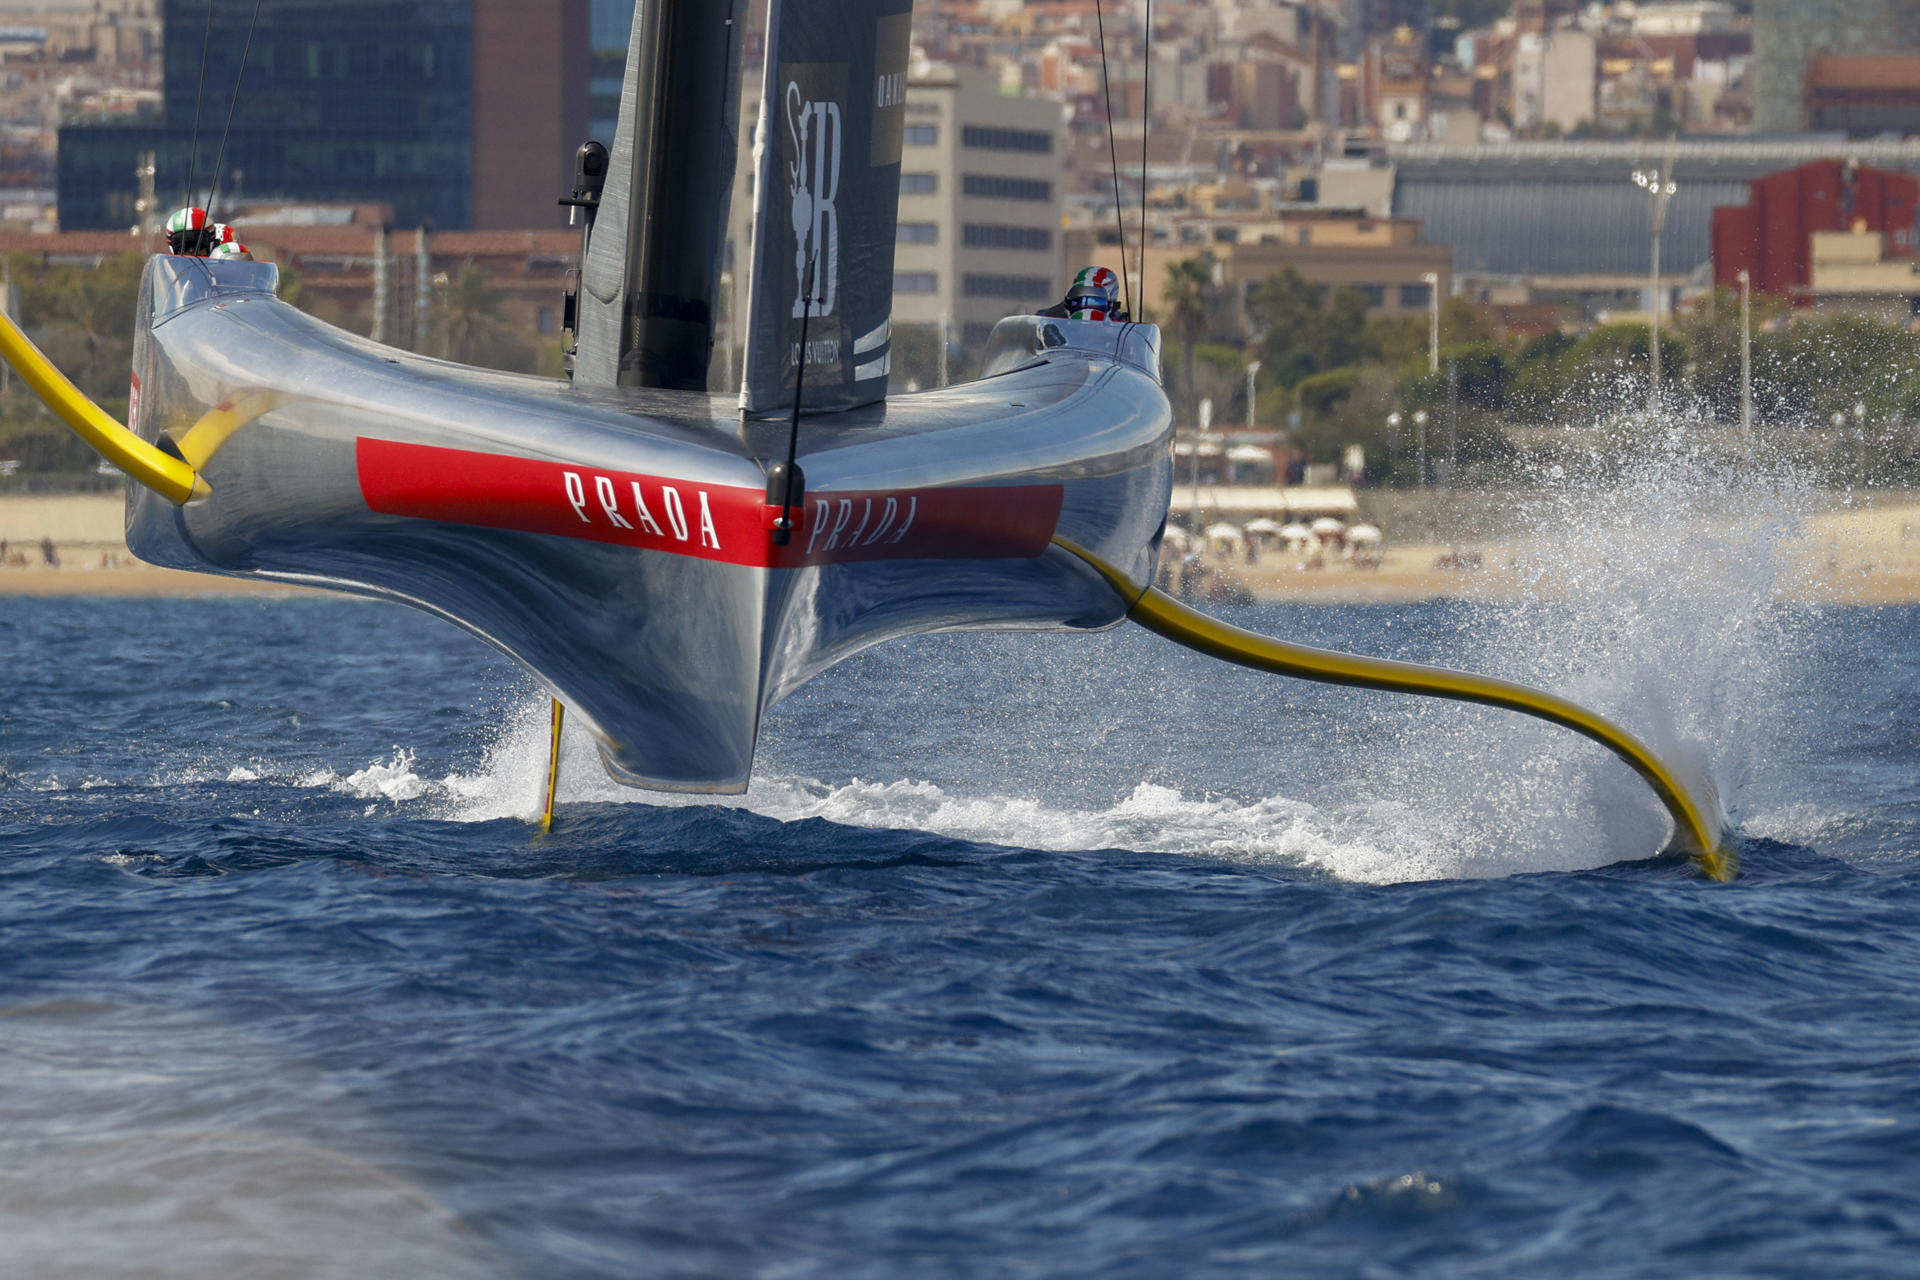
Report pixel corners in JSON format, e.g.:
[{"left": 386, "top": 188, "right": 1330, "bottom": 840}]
[{"left": 3, "top": 568, "right": 1919, "bottom": 1275}]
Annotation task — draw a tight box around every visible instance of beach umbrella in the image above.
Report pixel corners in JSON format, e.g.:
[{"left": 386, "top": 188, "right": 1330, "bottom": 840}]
[
  {"left": 1347, "top": 523, "right": 1383, "bottom": 544},
  {"left": 1243, "top": 517, "right": 1284, "bottom": 535},
  {"left": 1280, "top": 521, "right": 1313, "bottom": 541},
  {"left": 1205, "top": 522, "right": 1245, "bottom": 545},
  {"left": 1310, "top": 517, "right": 1346, "bottom": 536}
]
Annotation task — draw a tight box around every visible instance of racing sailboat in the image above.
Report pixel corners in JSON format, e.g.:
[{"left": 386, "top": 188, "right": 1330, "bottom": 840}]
[{"left": 0, "top": 0, "right": 1733, "bottom": 878}]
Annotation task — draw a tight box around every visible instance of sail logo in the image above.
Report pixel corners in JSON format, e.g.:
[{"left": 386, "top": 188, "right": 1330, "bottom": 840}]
[{"left": 786, "top": 80, "right": 841, "bottom": 323}]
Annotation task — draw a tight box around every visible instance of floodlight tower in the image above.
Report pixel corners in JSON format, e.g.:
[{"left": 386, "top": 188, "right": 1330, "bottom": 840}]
[{"left": 1631, "top": 150, "right": 1678, "bottom": 415}]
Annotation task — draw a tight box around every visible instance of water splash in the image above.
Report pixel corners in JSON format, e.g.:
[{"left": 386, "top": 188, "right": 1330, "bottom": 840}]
[
  {"left": 20, "top": 410, "right": 1822, "bottom": 884},
  {"left": 381, "top": 412, "right": 1829, "bottom": 884}
]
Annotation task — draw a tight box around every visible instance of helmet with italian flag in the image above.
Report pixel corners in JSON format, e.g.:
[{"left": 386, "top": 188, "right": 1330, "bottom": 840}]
[
  {"left": 1065, "top": 265, "right": 1122, "bottom": 321},
  {"left": 210, "top": 240, "right": 252, "bottom": 261},
  {"left": 165, "top": 206, "right": 217, "bottom": 256}
]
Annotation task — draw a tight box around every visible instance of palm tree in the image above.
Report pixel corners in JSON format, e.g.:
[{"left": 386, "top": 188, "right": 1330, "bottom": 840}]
[
  {"left": 430, "top": 260, "right": 518, "bottom": 369},
  {"left": 1162, "top": 255, "right": 1212, "bottom": 428}
]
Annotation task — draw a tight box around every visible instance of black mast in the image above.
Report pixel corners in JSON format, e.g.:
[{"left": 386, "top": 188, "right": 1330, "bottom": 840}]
[{"left": 575, "top": 0, "right": 743, "bottom": 391}]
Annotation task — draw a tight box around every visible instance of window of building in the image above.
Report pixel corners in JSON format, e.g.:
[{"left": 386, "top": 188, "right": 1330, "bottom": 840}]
[
  {"left": 897, "top": 221, "right": 938, "bottom": 244},
  {"left": 895, "top": 272, "right": 939, "bottom": 293},
  {"left": 962, "top": 273, "right": 1053, "bottom": 300},
  {"left": 904, "top": 124, "right": 938, "bottom": 145},
  {"left": 961, "top": 124, "right": 1052, "bottom": 153},
  {"left": 1400, "top": 283, "right": 1432, "bottom": 308},
  {"left": 899, "top": 172, "right": 938, "bottom": 195},
  {"left": 962, "top": 223, "right": 1051, "bottom": 251},
  {"left": 1353, "top": 284, "right": 1386, "bottom": 308},
  {"left": 961, "top": 174, "right": 1052, "bottom": 201}
]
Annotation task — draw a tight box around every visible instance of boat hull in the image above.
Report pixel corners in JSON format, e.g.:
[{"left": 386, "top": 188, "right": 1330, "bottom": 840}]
[{"left": 126, "top": 256, "right": 1172, "bottom": 792}]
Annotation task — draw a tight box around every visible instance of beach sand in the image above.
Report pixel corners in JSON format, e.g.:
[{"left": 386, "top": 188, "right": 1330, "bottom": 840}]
[
  {"left": 1190, "top": 501, "right": 1920, "bottom": 606},
  {"left": 3, "top": 494, "right": 1918, "bottom": 604}
]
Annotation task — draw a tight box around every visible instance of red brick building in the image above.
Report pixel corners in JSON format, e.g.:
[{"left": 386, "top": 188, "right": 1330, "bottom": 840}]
[{"left": 1710, "top": 158, "right": 1919, "bottom": 295}]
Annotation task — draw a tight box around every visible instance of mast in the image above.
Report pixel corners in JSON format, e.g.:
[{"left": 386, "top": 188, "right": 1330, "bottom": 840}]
[{"left": 573, "top": 0, "right": 744, "bottom": 391}]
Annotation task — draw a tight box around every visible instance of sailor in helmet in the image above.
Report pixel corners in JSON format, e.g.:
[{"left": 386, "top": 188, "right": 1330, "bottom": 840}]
[
  {"left": 165, "top": 206, "right": 217, "bottom": 257},
  {"left": 1040, "top": 265, "right": 1128, "bottom": 322},
  {"left": 210, "top": 240, "right": 253, "bottom": 261}
]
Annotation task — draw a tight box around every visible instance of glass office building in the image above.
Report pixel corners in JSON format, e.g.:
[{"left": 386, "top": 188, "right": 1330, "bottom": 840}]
[{"left": 63, "top": 0, "right": 487, "bottom": 230}]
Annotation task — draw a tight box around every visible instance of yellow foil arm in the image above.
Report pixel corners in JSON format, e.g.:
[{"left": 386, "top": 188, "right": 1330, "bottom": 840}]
[
  {"left": 0, "top": 307, "right": 204, "bottom": 504},
  {"left": 1057, "top": 538, "right": 1736, "bottom": 882}
]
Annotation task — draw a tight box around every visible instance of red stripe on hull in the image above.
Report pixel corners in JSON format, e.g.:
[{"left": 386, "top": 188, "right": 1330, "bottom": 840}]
[{"left": 354, "top": 438, "right": 1063, "bottom": 569}]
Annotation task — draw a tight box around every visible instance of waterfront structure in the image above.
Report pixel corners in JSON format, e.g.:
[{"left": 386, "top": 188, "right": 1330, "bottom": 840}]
[
  {"left": 58, "top": 0, "right": 589, "bottom": 231},
  {"left": 1073, "top": 206, "right": 1450, "bottom": 335},
  {"left": 1711, "top": 159, "right": 1920, "bottom": 314},
  {"left": 0, "top": 212, "right": 577, "bottom": 343},
  {"left": 1751, "top": 0, "right": 1920, "bottom": 134},
  {"left": 1390, "top": 139, "right": 1920, "bottom": 313}
]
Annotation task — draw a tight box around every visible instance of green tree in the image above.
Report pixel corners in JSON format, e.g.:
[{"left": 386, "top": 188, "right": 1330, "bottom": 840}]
[
  {"left": 1246, "top": 267, "right": 1374, "bottom": 388},
  {"left": 429, "top": 261, "right": 534, "bottom": 373},
  {"left": 1162, "top": 255, "right": 1212, "bottom": 427},
  {"left": 1365, "top": 296, "right": 1493, "bottom": 372},
  {"left": 1295, "top": 366, "right": 1362, "bottom": 418},
  {"left": 1749, "top": 315, "right": 1920, "bottom": 427},
  {"left": 15, "top": 252, "right": 143, "bottom": 407}
]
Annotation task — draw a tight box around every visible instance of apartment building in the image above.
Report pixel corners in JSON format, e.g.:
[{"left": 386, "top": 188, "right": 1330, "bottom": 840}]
[
  {"left": 1072, "top": 207, "right": 1450, "bottom": 338},
  {"left": 891, "top": 59, "right": 1065, "bottom": 360}
]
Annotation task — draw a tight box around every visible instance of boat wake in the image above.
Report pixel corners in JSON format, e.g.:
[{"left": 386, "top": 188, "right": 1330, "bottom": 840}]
[{"left": 8, "top": 420, "right": 1835, "bottom": 885}]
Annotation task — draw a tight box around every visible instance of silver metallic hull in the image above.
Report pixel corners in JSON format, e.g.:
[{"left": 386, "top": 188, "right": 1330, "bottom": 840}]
[{"left": 127, "top": 256, "right": 1172, "bottom": 792}]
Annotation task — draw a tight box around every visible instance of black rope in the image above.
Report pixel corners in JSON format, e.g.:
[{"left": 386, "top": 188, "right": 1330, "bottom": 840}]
[
  {"left": 182, "top": 0, "right": 217, "bottom": 210},
  {"left": 1138, "top": 0, "right": 1151, "bottom": 323},
  {"left": 1093, "top": 0, "right": 1129, "bottom": 319},
  {"left": 203, "top": 0, "right": 265, "bottom": 227},
  {"left": 773, "top": 254, "right": 818, "bottom": 546}
]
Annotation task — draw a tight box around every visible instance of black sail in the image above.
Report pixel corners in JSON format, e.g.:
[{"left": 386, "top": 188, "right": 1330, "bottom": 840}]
[{"left": 741, "top": 0, "right": 914, "bottom": 415}]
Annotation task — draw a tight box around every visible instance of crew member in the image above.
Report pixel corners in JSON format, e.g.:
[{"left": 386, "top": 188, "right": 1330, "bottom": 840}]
[
  {"left": 165, "top": 207, "right": 217, "bottom": 257},
  {"left": 1039, "top": 266, "right": 1127, "bottom": 322}
]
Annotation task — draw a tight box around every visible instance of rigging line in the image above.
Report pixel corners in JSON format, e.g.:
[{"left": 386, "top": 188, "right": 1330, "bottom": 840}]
[
  {"left": 1138, "top": 0, "right": 1151, "bottom": 323},
  {"left": 773, "top": 252, "right": 818, "bottom": 546},
  {"left": 202, "top": 0, "right": 266, "bottom": 228},
  {"left": 181, "top": 0, "right": 217, "bottom": 210},
  {"left": 1092, "top": 0, "right": 1129, "bottom": 318}
]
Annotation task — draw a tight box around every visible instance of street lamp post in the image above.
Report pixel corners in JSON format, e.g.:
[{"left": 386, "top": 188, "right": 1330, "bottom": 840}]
[
  {"left": 1632, "top": 154, "right": 1678, "bottom": 415},
  {"left": 1414, "top": 409, "right": 1429, "bottom": 488},
  {"left": 1387, "top": 411, "right": 1402, "bottom": 478},
  {"left": 1736, "top": 268, "right": 1752, "bottom": 442},
  {"left": 1422, "top": 271, "right": 1440, "bottom": 375},
  {"left": 1246, "top": 359, "right": 1260, "bottom": 427}
]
